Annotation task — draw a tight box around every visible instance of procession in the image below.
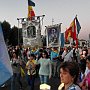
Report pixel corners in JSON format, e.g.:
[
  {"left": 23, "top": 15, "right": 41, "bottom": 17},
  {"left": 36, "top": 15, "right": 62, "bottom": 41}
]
[{"left": 0, "top": 0, "right": 90, "bottom": 90}]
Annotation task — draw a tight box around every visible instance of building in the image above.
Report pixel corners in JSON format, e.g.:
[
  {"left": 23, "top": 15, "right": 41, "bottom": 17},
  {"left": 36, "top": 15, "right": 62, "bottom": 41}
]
[{"left": 79, "top": 39, "right": 87, "bottom": 47}]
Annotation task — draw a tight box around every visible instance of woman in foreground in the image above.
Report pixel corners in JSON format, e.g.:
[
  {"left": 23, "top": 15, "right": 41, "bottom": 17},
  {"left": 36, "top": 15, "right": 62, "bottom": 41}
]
[{"left": 58, "top": 61, "right": 81, "bottom": 90}]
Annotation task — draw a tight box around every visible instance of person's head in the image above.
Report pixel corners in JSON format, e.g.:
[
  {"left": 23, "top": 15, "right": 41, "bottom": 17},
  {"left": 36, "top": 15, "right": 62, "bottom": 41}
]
[
  {"left": 52, "top": 47, "right": 58, "bottom": 51},
  {"left": 86, "top": 55, "right": 90, "bottom": 69},
  {"left": 42, "top": 50, "right": 49, "bottom": 59},
  {"left": 12, "top": 53, "right": 17, "bottom": 58},
  {"left": 28, "top": 54, "right": 35, "bottom": 61},
  {"left": 60, "top": 62, "right": 79, "bottom": 85},
  {"left": 39, "top": 48, "right": 43, "bottom": 53},
  {"left": 64, "top": 46, "right": 68, "bottom": 52}
]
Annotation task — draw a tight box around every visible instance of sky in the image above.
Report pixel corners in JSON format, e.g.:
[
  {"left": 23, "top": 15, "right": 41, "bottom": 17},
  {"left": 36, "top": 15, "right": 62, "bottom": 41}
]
[{"left": 0, "top": 0, "right": 90, "bottom": 40}]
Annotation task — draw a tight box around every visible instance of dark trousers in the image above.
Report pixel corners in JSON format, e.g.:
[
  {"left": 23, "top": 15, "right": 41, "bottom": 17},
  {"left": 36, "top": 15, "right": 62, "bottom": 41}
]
[
  {"left": 26, "top": 75, "right": 35, "bottom": 90},
  {"left": 11, "top": 73, "right": 22, "bottom": 90}
]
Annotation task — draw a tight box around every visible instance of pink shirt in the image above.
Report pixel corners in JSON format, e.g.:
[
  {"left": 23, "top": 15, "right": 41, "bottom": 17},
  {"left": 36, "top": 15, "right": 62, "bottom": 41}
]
[{"left": 83, "top": 72, "right": 90, "bottom": 89}]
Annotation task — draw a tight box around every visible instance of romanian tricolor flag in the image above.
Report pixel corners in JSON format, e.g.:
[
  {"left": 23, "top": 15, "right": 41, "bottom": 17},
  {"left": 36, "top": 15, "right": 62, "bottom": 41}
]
[
  {"left": 28, "top": 0, "right": 35, "bottom": 20},
  {"left": 28, "top": 0, "right": 35, "bottom": 6}
]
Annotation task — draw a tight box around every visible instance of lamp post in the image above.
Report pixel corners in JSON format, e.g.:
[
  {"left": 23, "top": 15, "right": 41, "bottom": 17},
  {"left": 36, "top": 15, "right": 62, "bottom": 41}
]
[
  {"left": 17, "top": 18, "right": 20, "bottom": 45},
  {"left": 17, "top": 18, "right": 25, "bottom": 45},
  {"left": 36, "top": 15, "right": 45, "bottom": 47}
]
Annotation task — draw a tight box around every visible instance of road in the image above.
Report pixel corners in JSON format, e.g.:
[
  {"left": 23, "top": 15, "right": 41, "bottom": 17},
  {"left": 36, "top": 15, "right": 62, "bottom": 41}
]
[{"left": 0, "top": 76, "right": 60, "bottom": 90}]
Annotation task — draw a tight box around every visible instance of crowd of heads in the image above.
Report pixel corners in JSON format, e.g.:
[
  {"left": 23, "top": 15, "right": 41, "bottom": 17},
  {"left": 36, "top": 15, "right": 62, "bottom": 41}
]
[{"left": 7, "top": 44, "right": 90, "bottom": 89}]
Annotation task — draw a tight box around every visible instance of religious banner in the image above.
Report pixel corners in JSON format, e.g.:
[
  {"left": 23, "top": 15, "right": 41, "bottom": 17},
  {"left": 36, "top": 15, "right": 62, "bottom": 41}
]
[
  {"left": 22, "top": 19, "right": 41, "bottom": 47},
  {"left": 46, "top": 25, "right": 61, "bottom": 47},
  {"left": 27, "top": 25, "right": 36, "bottom": 38}
]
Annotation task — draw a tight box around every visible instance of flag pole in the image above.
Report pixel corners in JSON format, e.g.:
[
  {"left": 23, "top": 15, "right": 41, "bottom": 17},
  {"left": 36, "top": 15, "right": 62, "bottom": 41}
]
[
  {"left": 17, "top": 18, "right": 19, "bottom": 45},
  {"left": 75, "top": 14, "right": 79, "bottom": 48}
]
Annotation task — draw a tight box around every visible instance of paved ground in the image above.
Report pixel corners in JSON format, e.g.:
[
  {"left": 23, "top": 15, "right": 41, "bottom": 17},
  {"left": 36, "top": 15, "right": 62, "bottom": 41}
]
[{"left": 0, "top": 76, "right": 60, "bottom": 90}]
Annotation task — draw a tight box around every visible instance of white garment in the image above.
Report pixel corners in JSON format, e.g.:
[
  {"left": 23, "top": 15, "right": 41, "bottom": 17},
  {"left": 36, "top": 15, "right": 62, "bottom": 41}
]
[
  {"left": 58, "top": 83, "right": 81, "bottom": 90},
  {"left": 27, "top": 50, "right": 30, "bottom": 57},
  {"left": 64, "top": 49, "right": 73, "bottom": 62},
  {"left": 78, "top": 48, "right": 82, "bottom": 55},
  {"left": 85, "top": 67, "right": 90, "bottom": 77},
  {"left": 62, "top": 51, "right": 67, "bottom": 59}
]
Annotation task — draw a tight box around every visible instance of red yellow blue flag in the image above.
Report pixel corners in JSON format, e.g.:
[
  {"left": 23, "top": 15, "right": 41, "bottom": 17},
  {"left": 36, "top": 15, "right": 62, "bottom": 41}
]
[
  {"left": 28, "top": 0, "right": 35, "bottom": 20},
  {"left": 75, "top": 16, "right": 81, "bottom": 34},
  {"left": 28, "top": 0, "right": 35, "bottom": 7}
]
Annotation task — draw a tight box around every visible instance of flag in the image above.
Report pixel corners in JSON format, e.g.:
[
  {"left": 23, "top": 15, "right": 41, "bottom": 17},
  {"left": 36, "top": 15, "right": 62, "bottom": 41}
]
[
  {"left": 0, "top": 23, "right": 13, "bottom": 86},
  {"left": 28, "top": 6, "right": 35, "bottom": 20},
  {"left": 70, "top": 18, "right": 77, "bottom": 41},
  {"left": 28, "top": 0, "right": 35, "bottom": 7},
  {"left": 28, "top": 0, "right": 35, "bottom": 20},
  {"left": 65, "top": 27, "right": 72, "bottom": 42},
  {"left": 65, "top": 29, "right": 68, "bottom": 42},
  {"left": 75, "top": 17, "right": 81, "bottom": 34},
  {"left": 60, "top": 33, "right": 65, "bottom": 47},
  {"left": 70, "top": 18, "right": 78, "bottom": 47},
  {"left": 65, "top": 17, "right": 80, "bottom": 47}
]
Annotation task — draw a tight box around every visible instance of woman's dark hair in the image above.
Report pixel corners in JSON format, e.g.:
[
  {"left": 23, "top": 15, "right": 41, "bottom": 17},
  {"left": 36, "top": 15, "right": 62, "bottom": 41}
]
[
  {"left": 29, "top": 54, "right": 35, "bottom": 58},
  {"left": 42, "top": 50, "right": 49, "bottom": 59},
  {"left": 60, "top": 61, "right": 79, "bottom": 84},
  {"left": 86, "top": 55, "right": 90, "bottom": 61}
]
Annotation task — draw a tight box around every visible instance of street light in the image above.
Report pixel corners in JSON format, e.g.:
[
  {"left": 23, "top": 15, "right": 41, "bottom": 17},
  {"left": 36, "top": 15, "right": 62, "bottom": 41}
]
[{"left": 17, "top": 18, "right": 20, "bottom": 45}]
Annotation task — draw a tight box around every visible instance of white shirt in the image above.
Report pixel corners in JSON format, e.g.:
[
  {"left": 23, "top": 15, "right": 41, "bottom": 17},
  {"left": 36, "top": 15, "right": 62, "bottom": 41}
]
[
  {"left": 64, "top": 49, "right": 73, "bottom": 62},
  {"left": 85, "top": 67, "right": 90, "bottom": 77},
  {"left": 62, "top": 50, "right": 67, "bottom": 59}
]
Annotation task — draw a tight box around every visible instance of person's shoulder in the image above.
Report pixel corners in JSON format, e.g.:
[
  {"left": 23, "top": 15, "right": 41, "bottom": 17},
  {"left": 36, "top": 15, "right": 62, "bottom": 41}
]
[
  {"left": 32, "top": 59, "right": 36, "bottom": 63},
  {"left": 70, "top": 84, "right": 81, "bottom": 90},
  {"left": 47, "top": 58, "right": 50, "bottom": 61},
  {"left": 85, "top": 67, "right": 90, "bottom": 76},
  {"left": 26, "top": 61, "right": 29, "bottom": 65},
  {"left": 75, "top": 85, "right": 81, "bottom": 90}
]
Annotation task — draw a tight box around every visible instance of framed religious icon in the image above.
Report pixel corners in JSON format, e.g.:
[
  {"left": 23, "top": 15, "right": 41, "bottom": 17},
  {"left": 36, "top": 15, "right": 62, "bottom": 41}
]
[{"left": 46, "top": 25, "right": 61, "bottom": 47}]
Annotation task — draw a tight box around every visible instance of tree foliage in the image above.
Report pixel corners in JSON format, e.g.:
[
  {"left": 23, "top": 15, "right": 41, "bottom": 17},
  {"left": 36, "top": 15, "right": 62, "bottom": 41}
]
[
  {"left": 0, "top": 20, "right": 44, "bottom": 47},
  {"left": 1, "top": 20, "right": 11, "bottom": 45},
  {"left": 1, "top": 21, "right": 22, "bottom": 46}
]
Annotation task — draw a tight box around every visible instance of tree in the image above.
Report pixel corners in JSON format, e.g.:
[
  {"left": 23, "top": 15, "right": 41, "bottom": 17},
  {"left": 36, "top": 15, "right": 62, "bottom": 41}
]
[
  {"left": 1, "top": 20, "right": 23, "bottom": 46},
  {"left": 10, "top": 26, "right": 18, "bottom": 46},
  {"left": 9, "top": 26, "right": 23, "bottom": 46},
  {"left": 1, "top": 20, "right": 11, "bottom": 45}
]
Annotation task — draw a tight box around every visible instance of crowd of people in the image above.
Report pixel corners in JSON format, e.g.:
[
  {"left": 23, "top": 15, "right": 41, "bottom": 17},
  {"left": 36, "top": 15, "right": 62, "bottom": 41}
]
[{"left": 7, "top": 45, "right": 90, "bottom": 90}]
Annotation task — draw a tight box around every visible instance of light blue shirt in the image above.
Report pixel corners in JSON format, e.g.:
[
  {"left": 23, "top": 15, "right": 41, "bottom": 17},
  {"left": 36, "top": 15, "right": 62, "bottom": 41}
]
[
  {"left": 37, "top": 58, "right": 52, "bottom": 76},
  {"left": 50, "top": 51, "right": 59, "bottom": 62}
]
